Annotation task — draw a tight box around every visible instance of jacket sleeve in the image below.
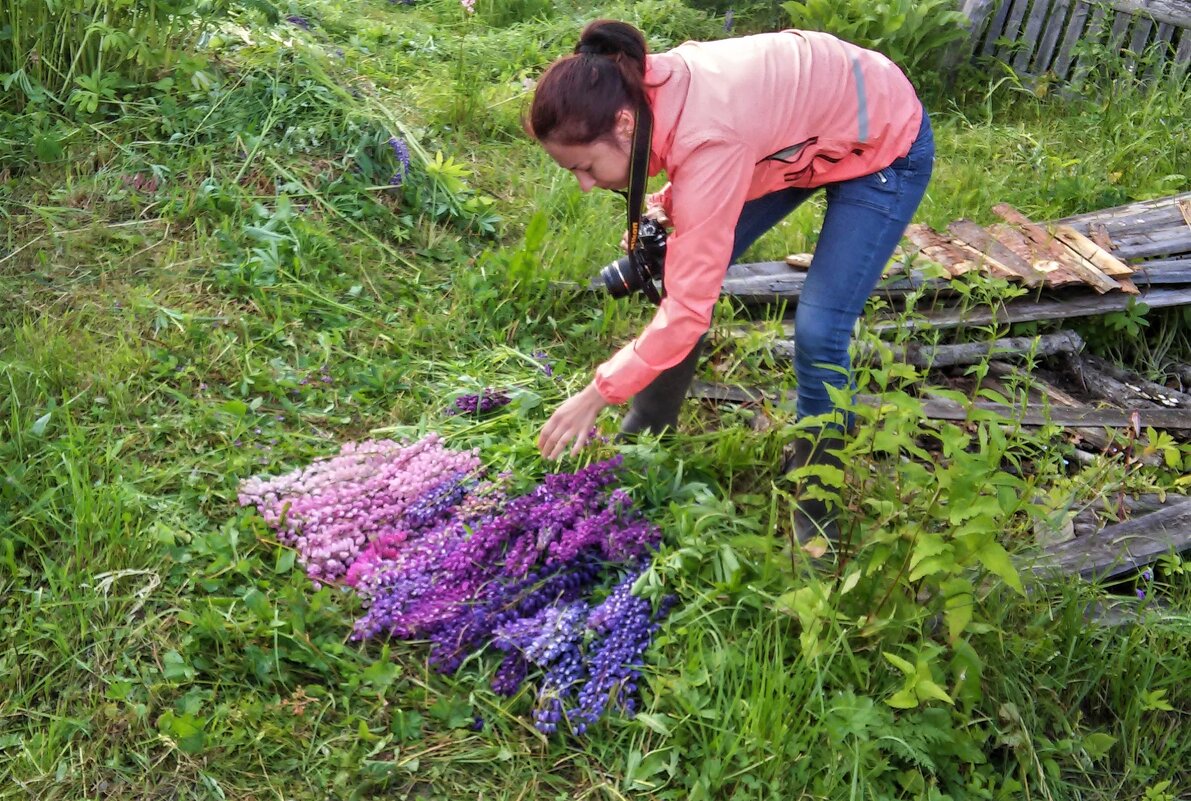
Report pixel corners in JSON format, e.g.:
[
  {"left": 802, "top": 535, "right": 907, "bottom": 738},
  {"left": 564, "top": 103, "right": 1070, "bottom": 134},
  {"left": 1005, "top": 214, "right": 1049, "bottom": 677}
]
[{"left": 594, "top": 137, "right": 754, "bottom": 404}]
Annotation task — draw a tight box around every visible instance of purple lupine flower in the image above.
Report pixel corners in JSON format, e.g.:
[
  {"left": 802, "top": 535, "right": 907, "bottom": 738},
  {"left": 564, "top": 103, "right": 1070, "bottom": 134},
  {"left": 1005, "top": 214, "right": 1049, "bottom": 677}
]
[
  {"left": 1136, "top": 588, "right": 1146, "bottom": 600},
  {"left": 724, "top": 9, "right": 734, "bottom": 33},
  {"left": 1142, "top": 569, "right": 1153, "bottom": 582},
  {"left": 388, "top": 137, "right": 411, "bottom": 186},
  {"left": 532, "top": 351, "right": 554, "bottom": 377},
  {"left": 451, "top": 389, "right": 511, "bottom": 416},
  {"left": 286, "top": 15, "right": 310, "bottom": 30}
]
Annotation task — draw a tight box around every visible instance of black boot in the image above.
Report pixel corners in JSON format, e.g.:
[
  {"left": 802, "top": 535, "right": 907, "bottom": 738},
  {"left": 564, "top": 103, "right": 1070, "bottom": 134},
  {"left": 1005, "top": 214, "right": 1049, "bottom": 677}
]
[
  {"left": 619, "top": 336, "right": 706, "bottom": 437},
  {"left": 781, "top": 428, "right": 844, "bottom": 546}
]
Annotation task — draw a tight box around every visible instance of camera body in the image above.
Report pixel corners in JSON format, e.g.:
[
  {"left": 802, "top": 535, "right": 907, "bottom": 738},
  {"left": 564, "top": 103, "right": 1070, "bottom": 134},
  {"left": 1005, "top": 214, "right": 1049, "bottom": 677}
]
[{"left": 599, "top": 216, "right": 668, "bottom": 303}]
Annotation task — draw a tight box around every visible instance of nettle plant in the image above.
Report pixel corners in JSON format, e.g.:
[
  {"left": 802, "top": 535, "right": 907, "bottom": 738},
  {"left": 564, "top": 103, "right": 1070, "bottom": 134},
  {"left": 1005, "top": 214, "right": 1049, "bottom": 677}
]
[{"left": 780, "top": 0, "right": 969, "bottom": 88}]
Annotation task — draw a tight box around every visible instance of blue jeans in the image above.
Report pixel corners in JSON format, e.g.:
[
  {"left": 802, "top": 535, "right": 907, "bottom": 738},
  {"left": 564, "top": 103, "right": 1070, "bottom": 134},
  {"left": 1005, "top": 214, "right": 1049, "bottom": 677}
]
[{"left": 730, "top": 109, "right": 935, "bottom": 422}]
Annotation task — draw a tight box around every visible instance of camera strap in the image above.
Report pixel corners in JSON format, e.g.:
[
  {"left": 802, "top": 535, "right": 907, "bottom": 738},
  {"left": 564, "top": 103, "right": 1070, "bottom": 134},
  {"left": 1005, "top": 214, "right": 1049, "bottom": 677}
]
[{"left": 623, "top": 101, "right": 662, "bottom": 303}]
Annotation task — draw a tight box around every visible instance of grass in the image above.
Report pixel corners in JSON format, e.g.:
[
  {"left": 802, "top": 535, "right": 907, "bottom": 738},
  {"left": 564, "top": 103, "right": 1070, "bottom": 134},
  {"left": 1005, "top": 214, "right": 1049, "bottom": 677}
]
[{"left": 1, "top": 0, "right": 1189, "bottom": 798}]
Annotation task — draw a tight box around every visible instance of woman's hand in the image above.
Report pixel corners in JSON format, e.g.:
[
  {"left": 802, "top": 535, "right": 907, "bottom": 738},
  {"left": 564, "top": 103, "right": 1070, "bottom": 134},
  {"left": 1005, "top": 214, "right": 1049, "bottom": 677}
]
[
  {"left": 620, "top": 205, "right": 670, "bottom": 253},
  {"left": 538, "top": 381, "right": 610, "bottom": 460}
]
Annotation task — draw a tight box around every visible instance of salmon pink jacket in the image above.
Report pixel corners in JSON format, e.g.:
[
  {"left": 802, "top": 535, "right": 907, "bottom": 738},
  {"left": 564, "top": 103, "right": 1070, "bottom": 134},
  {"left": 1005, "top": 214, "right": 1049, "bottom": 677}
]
[{"left": 592, "top": 29, "right": 923, "bottom": 405}]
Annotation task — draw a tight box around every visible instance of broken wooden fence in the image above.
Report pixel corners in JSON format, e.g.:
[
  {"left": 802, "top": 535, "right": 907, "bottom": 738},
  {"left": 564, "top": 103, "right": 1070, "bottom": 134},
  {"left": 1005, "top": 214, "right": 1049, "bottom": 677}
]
[{"left": 950, "top": 0, "right": 1191, "bottom": 83}]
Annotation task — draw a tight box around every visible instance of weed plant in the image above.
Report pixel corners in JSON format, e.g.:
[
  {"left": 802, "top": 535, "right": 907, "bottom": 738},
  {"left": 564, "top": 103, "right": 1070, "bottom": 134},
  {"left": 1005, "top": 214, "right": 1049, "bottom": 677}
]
[{"left": 1, "top": 0, "right": 1188, "bottom": 799}]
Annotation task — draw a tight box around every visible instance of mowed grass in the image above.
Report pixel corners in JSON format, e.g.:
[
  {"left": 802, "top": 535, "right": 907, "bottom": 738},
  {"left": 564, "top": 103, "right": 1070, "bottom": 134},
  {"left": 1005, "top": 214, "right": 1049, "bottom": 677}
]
[{"left": 1, "top": 0, "right": 1189, "bottom": 799}]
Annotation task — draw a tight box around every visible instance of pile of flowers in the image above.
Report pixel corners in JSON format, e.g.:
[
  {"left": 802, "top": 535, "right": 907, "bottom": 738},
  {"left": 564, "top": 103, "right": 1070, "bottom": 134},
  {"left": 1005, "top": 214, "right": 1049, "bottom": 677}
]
[{"left": 238, "top": 434, "right": 673, "bottom": 734}]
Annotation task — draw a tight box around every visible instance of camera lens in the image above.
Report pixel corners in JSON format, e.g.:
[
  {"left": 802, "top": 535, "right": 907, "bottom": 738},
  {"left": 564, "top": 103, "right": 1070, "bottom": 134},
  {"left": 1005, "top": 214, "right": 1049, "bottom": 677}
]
[{"left": 599, "top": 256, "right": 639, "bottom": 298}]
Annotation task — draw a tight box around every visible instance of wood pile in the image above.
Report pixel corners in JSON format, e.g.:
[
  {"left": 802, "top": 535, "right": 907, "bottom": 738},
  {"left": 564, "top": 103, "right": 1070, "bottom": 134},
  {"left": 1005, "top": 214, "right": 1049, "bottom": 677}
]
[{"left": 720, "top": 191, "right": 1191, "bottom": 331}]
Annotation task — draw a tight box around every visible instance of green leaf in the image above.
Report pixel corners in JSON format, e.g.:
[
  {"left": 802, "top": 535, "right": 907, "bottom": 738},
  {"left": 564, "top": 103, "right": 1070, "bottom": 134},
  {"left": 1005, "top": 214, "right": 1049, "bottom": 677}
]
[
  {"left": 29, "top": 412, "right": 51, "bottom": 436},
  {"left": 883, "top": 651, "right": 916, "bottom": 675},
  {"left": 976, "top": 541, "right": 1025, "bottom": 595},
  {"left": 1081, "top": 732, "right": 1117, "bottom": 760},
  {"left": 162, "top": 650, "right": 195, "bottom": 683},
  {"left": 242, "top": 588, "right": 271, "bottom": 621},
  {"left": 916, "top": 680, "right": 954, "bottom": 705},
  {"left": 634, "top": 712, "right": 672, "bottom": 737},
  {"left": 886, "top": 688, "right": 919, "bottom": 709}
]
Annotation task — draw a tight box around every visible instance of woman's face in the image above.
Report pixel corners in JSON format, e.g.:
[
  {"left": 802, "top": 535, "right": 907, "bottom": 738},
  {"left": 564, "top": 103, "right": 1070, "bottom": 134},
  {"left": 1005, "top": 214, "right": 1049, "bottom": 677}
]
[{"left": 540, "top": 108, "right": 635, "bottom": 193}]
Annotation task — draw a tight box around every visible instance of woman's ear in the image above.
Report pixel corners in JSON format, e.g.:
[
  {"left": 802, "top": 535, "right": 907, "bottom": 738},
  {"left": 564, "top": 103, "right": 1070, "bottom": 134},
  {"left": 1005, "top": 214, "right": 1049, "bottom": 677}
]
[{"left": 615, "top": 107, "right": 636, "bottom": 141}]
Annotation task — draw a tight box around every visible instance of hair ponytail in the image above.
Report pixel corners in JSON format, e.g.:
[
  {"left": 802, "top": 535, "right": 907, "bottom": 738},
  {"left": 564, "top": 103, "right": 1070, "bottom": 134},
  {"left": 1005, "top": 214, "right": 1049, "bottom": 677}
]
[{"left": 528, "top": 20, "right": 649, "bottom": 145}]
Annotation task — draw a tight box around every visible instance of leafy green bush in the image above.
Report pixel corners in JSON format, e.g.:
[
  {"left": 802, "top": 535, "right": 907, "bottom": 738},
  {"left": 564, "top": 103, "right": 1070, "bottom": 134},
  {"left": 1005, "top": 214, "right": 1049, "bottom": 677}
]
[{"left": 780, "top": 0, "right": 969, "bottom": 89}]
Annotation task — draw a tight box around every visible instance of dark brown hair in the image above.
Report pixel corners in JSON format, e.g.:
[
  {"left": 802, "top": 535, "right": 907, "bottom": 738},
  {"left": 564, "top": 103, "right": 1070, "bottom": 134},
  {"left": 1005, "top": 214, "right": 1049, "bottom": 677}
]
[{"left": 528, "top": 20, "right": 649, "bottom": 145}]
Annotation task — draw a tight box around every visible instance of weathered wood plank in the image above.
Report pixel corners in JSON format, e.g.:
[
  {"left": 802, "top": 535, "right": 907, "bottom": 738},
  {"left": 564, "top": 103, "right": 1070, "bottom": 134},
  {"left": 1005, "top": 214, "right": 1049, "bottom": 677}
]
[
  {"left": 1070, "top": 3, "right": 1111, "bottom": 85},
  {"left": 1055, "top": 191, "right": 1191, "bottom": 231},
  {"left": 947, "top": 0, "right": 1002, "bottom": 70},
  {"left": 1144, "top": 21, "right": 1177, "bottom": 79},
  {"left": 858, "top": 286, "right": 1191, "bottom": 331},
  {"left": 1017, "top": 0, "right": 1058, "bottom": 72},
  {"left": 988, "top": 362, "right": 1120, "bottom": 452},
  {"left": 1035, "top": 0, "right": 1075, "bottom": 71},
  {"left": 1102, "top": 0, "right": 1191, "bottom": 28},
  {"left": 887, "top": 331, "right": 1086, "bottom": 368},
  {"left": 999, "top": 0, "right": 1041, "bottom": 62},
  {"left": 1176, "top": 25, "right": 1191, "bottom": 64},
  {"left": 1025, "top": 500, "right": 1191, "bottom": 582},
  {"left": 1053, "top": 224, "right": 1135, "bottom": 276},
  {"left": 1111, "top": 229, "right": 1191, "bottom": 260},
  {"left": 1053, "top": 0, "right": 1094, "bottom": 77},
  {"left": 949, "top": 219, "right": 1050, "bottom": 284},
  {"left": 982, "top": 0, "right": 1017, "bottom": 56}
]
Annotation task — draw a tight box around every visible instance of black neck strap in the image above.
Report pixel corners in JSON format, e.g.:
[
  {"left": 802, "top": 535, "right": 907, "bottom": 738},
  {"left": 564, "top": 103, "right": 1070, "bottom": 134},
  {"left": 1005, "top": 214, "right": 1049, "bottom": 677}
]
[{"left": 623, "top": 101, "right": 654, "bottom": 259}]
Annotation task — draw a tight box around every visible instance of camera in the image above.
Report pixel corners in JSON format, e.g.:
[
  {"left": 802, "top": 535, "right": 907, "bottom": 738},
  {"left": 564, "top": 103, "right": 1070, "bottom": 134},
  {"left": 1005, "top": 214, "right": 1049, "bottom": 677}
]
[{"left": 599, "top": 216, "right": 668, "bottom": 303}]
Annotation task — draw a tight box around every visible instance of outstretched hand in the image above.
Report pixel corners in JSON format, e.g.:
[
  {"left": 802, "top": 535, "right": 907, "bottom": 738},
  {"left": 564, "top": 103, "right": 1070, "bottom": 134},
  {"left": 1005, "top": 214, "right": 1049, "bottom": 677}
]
[{"left": 538, "top": 382, "right": 610, "bottom": 460}]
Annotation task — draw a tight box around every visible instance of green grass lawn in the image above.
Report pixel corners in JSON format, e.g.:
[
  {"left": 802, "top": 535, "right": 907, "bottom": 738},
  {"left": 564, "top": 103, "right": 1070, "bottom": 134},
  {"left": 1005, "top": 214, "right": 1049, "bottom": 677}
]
[{"left": 1, "top": 1, "right": 1189, "bottom": 799}]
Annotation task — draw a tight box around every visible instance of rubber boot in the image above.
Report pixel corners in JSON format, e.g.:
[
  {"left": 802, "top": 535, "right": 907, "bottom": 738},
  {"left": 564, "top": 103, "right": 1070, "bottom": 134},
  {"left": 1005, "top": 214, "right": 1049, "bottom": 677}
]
[
  {"left": 619, "top": 336, "right": 706, "bottom": 437},
  {"left": 781, "top": 427, "right": 844, "bottom": 546}
]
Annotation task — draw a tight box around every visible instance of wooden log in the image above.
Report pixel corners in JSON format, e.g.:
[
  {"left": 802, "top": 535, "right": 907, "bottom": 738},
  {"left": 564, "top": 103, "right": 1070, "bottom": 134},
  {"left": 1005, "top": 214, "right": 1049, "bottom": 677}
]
[
  {"left": 1067, "top": 352, "right": 1163, "bottom": 409},
  {"left": 1081, "top": 353, "right": 1191, "bottom": 408},
  {"left": 949, "top": 219, "right": 1050, "bottom": 285},
  {"left": 1017, "top": 0, "right": 1058, "bottom": 73},
  {"left": 688, "top": 379, "right": 1191, "bottom": 429},
  {"left": 1025, "top": 499, "right": 1191, "bottom": 582},
  {"left": 1053, "top": 0, "right": 1094, "bottom": 78},
  {"left": 886, "top": 331, "right": 1086, "bottom": 368},
  {"left": 1035, "top": 0, "right": 1075, "bottom": 71}
]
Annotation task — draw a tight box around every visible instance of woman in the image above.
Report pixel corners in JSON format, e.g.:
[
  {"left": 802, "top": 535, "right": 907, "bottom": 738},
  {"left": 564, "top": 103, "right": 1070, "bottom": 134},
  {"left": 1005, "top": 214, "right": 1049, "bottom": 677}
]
[{"left": 530, "top": 20, "right": 934, "bottom": 541}]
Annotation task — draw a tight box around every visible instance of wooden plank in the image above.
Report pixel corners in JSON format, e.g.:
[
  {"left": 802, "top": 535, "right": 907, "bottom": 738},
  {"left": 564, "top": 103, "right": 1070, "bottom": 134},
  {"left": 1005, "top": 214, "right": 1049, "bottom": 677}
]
[
  {"left": 948, "top": 219, "right": 1049, "bottom": 285},
  {"left": 1017, "top": 0, "right": 1058, "bottom": 72},
  {"left": 983, "top": 0, "right": 1017, "bottom": 56},
  {"left": 1102, "top": 0, "right": 1191, "bottom": 28},
  {"left": 988, "top": 362, "right": 1120, "bottom": 452},
  {"left": 903, "top": 224, "right": 979, "bottom": 275},
  {"left": 1053, "top": 0, "right": 1094, "bottom": 77},
  {"left": 1144, "top": 21, "right": 1177, "bottom": 80},
  {"left": 949, "top": 0, "right": 1002, "bottom": 69},
  {"left": 1121, "top": 15, "right": 1153, "bottom": 75},
  {"left": 1053, "top": 224, "right": 1135, "bottom": 276},
  {"left": 856, "top": 285, "right": 1191, "bottom": 331},
  {"left": 1025, "top": 500, "right": 1191, "bottom": 582},
  {"left": 992, "top": 204, "right": 1084, "bottom": 284},
  {"left": 1112, "top": 229, "right": 1191, "bottom": 260},
  {"left": 1070, "top": 3, "right": 1110, "bottom": 85},
  {"left": 1054, "top": 191, "right": 1191, "bottom": 231},
  {"left": 1176, "top": 26, "right": 1191, "bottom": 66},
  {"left": 998, "top": 0, "right": 1041, "bottom": 63},
  {"left": 1035, "top": 0, "right": 1075, "bottom": 71}
]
